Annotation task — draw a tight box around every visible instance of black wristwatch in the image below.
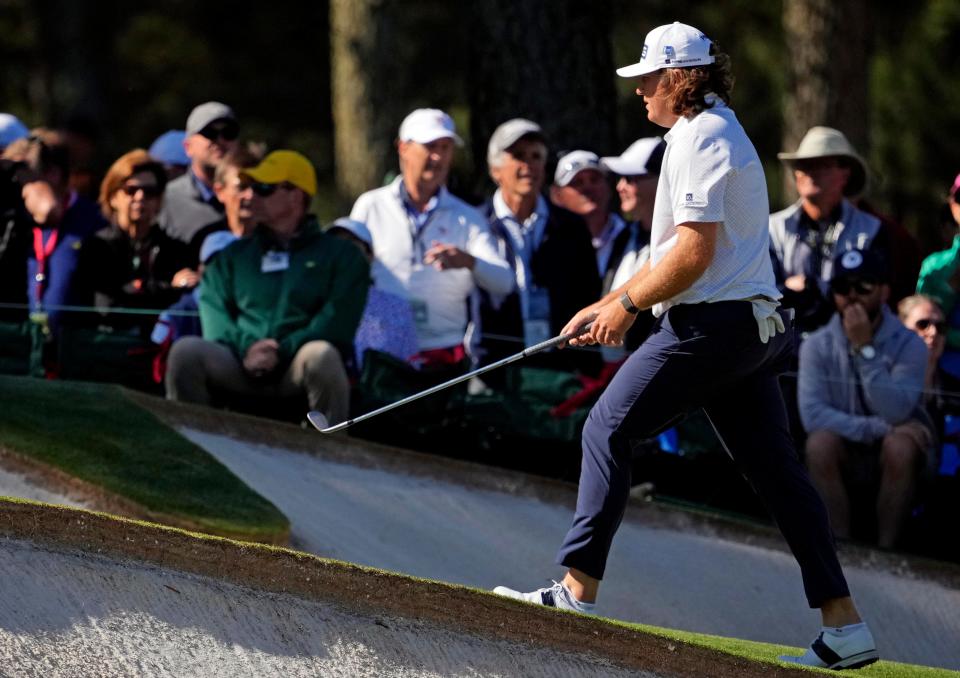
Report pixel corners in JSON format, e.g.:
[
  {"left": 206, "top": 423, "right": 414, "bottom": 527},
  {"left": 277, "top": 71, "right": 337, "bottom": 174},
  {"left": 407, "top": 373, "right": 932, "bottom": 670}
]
[{"left": 620, "top": 291, "right": 640, "bottom": 314}]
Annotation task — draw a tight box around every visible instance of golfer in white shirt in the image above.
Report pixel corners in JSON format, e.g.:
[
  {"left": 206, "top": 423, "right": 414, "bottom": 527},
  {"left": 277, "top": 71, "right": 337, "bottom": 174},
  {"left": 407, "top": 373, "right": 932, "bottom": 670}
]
[{"left": 494, "top": 22, "right": 878, "bottom": 671}]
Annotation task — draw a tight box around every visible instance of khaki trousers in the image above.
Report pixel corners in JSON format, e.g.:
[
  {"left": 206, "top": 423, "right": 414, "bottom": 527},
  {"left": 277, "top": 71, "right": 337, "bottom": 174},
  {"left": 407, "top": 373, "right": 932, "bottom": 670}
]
[{"left": 166, "top": 336, "right": 349, "bottom": 424}]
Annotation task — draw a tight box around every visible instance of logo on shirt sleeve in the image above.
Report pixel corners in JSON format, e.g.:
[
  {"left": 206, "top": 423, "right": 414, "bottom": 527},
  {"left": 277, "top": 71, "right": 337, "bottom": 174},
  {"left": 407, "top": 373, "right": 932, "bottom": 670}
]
[{"left": 685, "top": 192, "right": 694, "bottom": 202}]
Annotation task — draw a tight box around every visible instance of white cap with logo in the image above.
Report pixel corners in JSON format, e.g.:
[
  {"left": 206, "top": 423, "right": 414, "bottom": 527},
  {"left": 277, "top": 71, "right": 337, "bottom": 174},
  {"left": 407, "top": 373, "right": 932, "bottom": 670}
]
[
  {"left": 398, "top": 108, "right": 463, "bottom": 146},
  {"left": 554, "top": 150, "right": 605, "bottom": 187},
  {"left": 600, "top": 137, "right": 666, "bottom": 177},
  {"left": 616, "top": 22, "right": 714, "bottom": 78}
]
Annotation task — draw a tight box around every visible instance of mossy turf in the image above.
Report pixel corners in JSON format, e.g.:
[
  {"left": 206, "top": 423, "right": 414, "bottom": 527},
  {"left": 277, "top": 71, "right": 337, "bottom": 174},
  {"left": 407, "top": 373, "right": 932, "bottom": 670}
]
[
  {"left": 0, "top": 375, "right": 288, "bottom": 541},
  {"left": 611, "top": 620, "right": 958, "bottom": 677}
]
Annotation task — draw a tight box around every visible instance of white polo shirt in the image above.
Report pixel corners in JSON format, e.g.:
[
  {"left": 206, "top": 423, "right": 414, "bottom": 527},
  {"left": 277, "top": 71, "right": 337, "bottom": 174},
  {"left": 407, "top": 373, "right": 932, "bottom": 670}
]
[
  {"left": 649, "top": 98, "right": 780, "bottom": 316},
  {"left": 350, "top": 178, "right": 514, "bottom": 351}
]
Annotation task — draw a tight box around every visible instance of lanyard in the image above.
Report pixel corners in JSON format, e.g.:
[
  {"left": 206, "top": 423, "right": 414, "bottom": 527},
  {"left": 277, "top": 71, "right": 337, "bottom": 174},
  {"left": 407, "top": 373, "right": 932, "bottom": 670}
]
[
  {"left": 401, "top": 193, "right": 440, "bottom": 265},
  {"left": 32, "top": 227, "right": 60, "bottom": 305}
]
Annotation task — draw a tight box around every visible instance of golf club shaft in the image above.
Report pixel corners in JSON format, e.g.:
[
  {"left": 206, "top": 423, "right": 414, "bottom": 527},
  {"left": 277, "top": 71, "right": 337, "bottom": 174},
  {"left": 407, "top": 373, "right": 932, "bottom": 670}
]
[{"left": 315, "top": 322, "right": 593, "bottom": 433}]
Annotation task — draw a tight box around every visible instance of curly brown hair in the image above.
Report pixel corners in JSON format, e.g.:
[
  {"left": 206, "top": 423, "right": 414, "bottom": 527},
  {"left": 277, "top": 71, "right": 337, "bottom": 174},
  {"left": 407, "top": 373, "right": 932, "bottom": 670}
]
[{"left": 663, "top": 44, "right": 734, "bottom": 117}]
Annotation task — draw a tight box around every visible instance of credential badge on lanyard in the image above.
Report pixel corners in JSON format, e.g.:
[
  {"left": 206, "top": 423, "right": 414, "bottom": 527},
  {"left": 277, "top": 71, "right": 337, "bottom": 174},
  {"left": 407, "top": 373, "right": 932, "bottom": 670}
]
[
  {"left": 524, "top": 286, "right": 551, "bottom": 347},
  {"left": 261, "top": 250, "right": 290, "bottom": 273}
]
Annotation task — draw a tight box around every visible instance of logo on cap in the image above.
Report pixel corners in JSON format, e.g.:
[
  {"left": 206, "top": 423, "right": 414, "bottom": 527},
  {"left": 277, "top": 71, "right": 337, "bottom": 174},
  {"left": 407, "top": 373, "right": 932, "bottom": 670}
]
[
  {"left": 641, "top": 44, "right": 649, "bottom": 59},
  {"left": 664, "top": 46, "right": 676, "bottom": 63},
  {"left": 841, "top": 250, "right": 864, "bottom": 270}
]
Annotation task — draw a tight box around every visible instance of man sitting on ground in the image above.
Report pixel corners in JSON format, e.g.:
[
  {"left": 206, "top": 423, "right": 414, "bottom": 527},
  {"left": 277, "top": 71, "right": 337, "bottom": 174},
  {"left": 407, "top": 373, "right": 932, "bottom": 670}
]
[
  {"left": 165, "top": 150, "right": 369, "bottom": 424},
  {"left": 799, "top": 247, "right": 934, "bottom": 549}
]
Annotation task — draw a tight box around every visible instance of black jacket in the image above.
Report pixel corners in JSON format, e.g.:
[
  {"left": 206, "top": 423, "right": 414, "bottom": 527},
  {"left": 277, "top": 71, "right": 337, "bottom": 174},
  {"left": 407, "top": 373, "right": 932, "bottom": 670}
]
[
  {"left": 74, "top": 223, "right": 194, "bottom": 334},
  {"left": 478, "top": 199, "right": 602, "bottom": 376}
]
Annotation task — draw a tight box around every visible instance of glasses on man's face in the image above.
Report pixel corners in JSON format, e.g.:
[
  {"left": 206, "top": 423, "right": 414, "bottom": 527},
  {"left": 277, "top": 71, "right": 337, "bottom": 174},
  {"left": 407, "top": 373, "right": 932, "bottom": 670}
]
[
  {"left": 199, "top": 122, "right": 240, "bottom": 142},
  {"left": 914, "top": 317, "right": 947, "bottom": 334},
  {"left": 120, "top": 183, "right": 162, "bottom": 198},
  {"left": 248, "top": 181, "right": 295, "bottom": 198},
  {"left": 794, "top": 158, "right": 841, "bottom": 175},
  {"left": 830, "top": 277, "right": 877, "bottom": 296}
]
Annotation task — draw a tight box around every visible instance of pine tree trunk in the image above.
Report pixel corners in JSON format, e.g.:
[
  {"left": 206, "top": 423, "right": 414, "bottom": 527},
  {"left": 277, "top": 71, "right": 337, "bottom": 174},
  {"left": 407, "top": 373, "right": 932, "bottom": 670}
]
[
  {"left": 330, "top": 0, "right": 407, "bottom": 202},
  {"left": 782, "top": 0, "right": 871, "bottom": 196}
]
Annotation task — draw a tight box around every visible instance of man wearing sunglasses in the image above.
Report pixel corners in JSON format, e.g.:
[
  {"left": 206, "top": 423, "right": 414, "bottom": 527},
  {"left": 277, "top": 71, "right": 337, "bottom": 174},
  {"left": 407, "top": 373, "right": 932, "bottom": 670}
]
[
  {"left": 166, "top": 150, "right": 370, "bottom": 427},
  {"left": 769, "top": 127, "right": 889, "bottom": 336},
  {"left": 158, "top": 101, "right": 240, "bottom": 247},
  {"left": 798, "top": 246, "right": 934, "bottom": 551}
]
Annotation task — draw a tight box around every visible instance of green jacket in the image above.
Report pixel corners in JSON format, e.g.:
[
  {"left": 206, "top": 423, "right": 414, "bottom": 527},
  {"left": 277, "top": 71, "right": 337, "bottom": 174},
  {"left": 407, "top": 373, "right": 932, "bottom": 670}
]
[
  {"left": 916, "top": 234, "right": 960, "bottom": 348},
  {"left": 200, "top": 218, "right": 370, "bottom": 367}
]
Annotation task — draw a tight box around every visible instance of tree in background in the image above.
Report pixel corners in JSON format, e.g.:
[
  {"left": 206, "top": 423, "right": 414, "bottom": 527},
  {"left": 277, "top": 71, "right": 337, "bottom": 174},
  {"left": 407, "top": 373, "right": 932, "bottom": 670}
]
[
  {"left": 781, "top": 0, "right": 870, "bottom": 200},
  {"left": 466, "top": 0, "right": 617, "bottom": 191},
  {"left": 330, "top": 0, "right": 406, "bottom": 202},
  {"left": 871, "top": 0, "right": 960, "bottom": 250}
]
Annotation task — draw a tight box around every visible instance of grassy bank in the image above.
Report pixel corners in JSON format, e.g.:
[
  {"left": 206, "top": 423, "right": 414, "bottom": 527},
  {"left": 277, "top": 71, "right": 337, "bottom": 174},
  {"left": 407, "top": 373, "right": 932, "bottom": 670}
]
[{"left": 0, "top": 375, "right": 288, "bottom": 542}]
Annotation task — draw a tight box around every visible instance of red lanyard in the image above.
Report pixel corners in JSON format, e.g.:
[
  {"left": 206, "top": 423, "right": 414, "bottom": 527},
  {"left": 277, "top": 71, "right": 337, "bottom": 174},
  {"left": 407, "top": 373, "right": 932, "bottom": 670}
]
[{"left": 32, "top": 227, "right": 60, "bottom": 304}]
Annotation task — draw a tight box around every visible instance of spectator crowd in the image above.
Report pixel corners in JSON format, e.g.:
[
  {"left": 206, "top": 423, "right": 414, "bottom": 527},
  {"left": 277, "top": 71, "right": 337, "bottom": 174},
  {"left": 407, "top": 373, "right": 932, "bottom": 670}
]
[{"left": 1, "top": 98, "right": 959, "bottom": 552}]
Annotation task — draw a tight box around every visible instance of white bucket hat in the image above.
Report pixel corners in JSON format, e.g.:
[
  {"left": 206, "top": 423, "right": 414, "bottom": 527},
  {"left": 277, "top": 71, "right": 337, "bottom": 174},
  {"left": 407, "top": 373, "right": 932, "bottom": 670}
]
[
  {"left": 617, "top": 22, "right": 714, "bottom": 78},
  {"left": 777, "top": 126, "right": 868, "bottom": 197}
]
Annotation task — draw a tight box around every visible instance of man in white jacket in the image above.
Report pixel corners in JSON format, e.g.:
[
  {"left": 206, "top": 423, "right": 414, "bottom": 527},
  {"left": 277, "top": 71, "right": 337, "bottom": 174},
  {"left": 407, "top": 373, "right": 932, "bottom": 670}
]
[{"left": 350, "top": 108, "right": 513, "bottom": 367}]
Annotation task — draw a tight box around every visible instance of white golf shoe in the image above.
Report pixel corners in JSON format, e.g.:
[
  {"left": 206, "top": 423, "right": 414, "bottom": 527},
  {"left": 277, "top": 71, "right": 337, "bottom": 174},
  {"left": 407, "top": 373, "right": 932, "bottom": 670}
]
[
  {"left": 779, "top": 624, "right": 879, "bottom": 670},
  {"left": 493, "top": 580, "right": 595, "bottom": 614}
]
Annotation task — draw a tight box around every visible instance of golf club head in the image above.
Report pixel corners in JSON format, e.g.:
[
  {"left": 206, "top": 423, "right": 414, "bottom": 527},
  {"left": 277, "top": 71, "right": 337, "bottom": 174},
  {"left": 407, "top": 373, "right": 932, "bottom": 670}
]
[{"left": 306, "top": 410, "right": 330, "bottom": 432}]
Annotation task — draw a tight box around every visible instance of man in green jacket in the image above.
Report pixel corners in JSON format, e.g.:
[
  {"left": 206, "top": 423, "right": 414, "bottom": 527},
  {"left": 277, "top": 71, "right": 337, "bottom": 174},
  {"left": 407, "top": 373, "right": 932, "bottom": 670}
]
[{"left": 165, "top": 150, "right": 369, "bottom": 424}]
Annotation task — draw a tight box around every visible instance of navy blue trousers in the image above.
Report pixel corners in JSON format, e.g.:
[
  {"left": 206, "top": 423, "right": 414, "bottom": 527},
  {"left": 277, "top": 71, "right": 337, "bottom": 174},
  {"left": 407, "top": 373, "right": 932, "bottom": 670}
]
[{"left": 556, "top": 301, "right": 850, "bottom": 608}]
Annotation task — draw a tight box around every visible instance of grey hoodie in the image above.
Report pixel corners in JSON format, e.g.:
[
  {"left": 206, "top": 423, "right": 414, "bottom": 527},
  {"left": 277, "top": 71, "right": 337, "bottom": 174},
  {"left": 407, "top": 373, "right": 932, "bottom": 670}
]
[{"left": 798, "top": 305, "right": 932, "bottom": 443}]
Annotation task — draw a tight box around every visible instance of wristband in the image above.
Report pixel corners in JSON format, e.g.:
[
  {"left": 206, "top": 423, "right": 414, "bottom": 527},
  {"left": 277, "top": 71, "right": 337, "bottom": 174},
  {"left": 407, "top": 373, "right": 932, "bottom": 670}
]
[{"left": 620, "top": 291, "right": 640, "bottom": 314}]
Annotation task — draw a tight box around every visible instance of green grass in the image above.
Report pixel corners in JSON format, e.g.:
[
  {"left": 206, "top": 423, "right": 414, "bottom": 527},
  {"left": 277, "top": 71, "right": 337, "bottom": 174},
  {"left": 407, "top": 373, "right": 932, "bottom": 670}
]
[
  {"left": 0, "top": 375, "right": 288, "bottom": 541},
  {"left": 606, "top": 619, "right": 958, "bottom": 677}
]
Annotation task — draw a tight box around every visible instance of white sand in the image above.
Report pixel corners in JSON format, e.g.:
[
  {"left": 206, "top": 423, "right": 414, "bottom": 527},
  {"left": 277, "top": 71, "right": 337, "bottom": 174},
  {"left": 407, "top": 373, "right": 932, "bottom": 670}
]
[
  {"left": 0, "top": 466, "right": 92, "bottom": 509},
  {"left": 183, "top": 429, "right": 960, "bottom": 670},
  {"left": 0, "top": 538, "right": 657, "bottom": 678}
]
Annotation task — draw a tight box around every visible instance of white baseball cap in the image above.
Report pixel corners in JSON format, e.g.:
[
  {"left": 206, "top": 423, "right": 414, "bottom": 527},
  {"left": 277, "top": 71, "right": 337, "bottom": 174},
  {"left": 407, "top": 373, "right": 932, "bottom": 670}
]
[
  {"left": 600, "top": 137, "right": 666, "bottom": 176},
  {"left": 398, "top": 108, "right": 463, "bottom": 146},
  {"left": 554, "top": 150, "right": 605, "bottom": 187},
  {"left": 487, "top": 118, "right": 544, "bottom": 166},
  {"left": 616, "top": 22, "right": 714, "bottom": 78}
]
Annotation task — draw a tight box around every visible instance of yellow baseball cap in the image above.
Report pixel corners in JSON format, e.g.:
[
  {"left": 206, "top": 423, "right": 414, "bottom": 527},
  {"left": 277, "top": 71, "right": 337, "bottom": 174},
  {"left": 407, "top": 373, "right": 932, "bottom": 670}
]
[{"left": 242, "top": 150, "right": 317, "bottom": 196}]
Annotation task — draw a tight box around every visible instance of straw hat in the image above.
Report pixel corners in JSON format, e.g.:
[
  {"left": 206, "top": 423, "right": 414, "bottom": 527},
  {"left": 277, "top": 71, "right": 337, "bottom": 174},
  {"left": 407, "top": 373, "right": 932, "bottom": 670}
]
[{"left": 777, "top": 126, "right": 868, "bottom": 197}]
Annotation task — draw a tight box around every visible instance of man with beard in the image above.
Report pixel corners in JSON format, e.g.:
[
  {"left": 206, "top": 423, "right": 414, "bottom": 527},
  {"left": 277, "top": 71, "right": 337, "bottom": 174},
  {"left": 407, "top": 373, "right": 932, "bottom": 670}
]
[
  {"left": 799, "top": 247, "right": 934, "bottom": 550},
  {"left": 158, "top": 102, "right": 240, "bottom": 245}
]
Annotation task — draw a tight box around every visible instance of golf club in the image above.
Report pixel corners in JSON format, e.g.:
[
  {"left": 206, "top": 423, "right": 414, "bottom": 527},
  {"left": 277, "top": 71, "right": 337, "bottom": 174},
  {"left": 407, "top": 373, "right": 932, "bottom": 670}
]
[{"left": 307, "top": 321, "right": 595, "bottom": 434}]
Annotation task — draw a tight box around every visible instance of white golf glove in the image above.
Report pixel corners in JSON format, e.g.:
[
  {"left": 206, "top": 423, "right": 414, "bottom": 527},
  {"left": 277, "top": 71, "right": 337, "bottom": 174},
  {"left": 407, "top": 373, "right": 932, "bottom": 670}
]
[{"left": 751, "top": 298, "right": 785, "bottom": 344}]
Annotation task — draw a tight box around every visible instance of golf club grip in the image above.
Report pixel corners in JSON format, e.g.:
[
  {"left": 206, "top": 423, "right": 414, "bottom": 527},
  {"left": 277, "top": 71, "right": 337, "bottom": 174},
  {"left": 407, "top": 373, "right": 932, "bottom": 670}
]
[{"left": 523, "top": 320, "right": 594, "bottom": 356}]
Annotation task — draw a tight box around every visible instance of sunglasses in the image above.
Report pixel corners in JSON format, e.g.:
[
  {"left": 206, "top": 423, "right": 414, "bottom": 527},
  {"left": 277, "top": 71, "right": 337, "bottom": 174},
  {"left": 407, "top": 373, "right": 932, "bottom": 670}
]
[
  {"left": 199, "top": 122, "right": 240, "bottom": 142},
  {"left": 247, "top": 181, "right": 295, "bottom": 197},
  {"left": 830, "top": 277, "right": 877, "bottom": 296},
  {"left": 120, "top": 183, "right": 162, "bottom": 197},
  {"left": 914, "top": 318, "right": 947, "bottom": 334}
]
